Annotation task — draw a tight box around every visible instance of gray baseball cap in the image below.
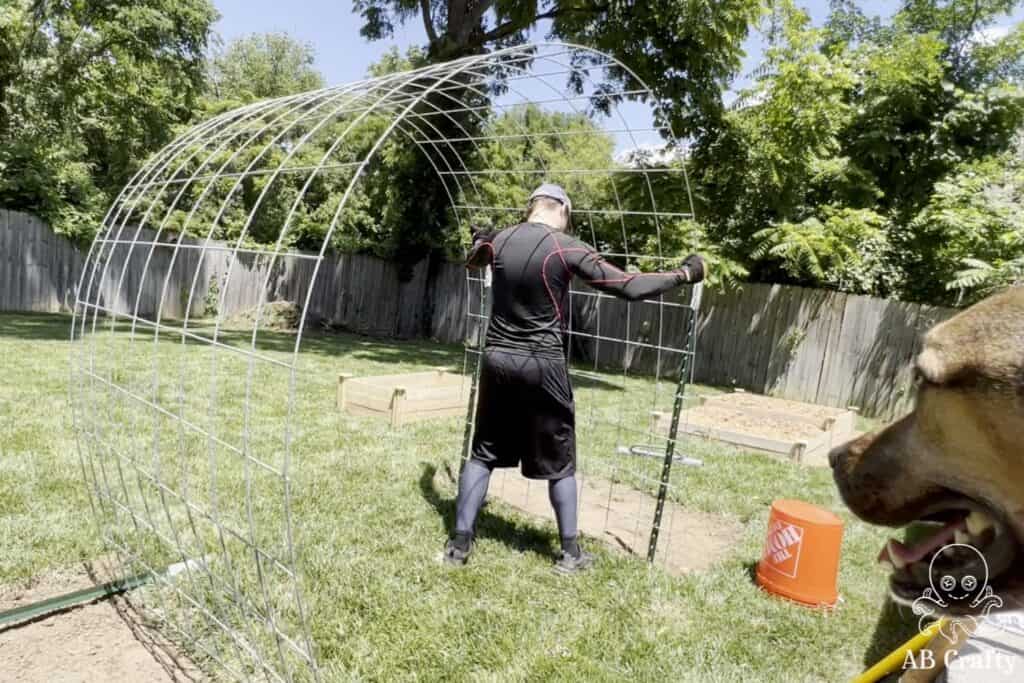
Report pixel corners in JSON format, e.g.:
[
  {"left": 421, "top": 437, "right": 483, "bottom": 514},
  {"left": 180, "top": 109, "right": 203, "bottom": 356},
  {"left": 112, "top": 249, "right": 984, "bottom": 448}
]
[{"left": 529, "top": 183, "right": 572, "bottom": 213}]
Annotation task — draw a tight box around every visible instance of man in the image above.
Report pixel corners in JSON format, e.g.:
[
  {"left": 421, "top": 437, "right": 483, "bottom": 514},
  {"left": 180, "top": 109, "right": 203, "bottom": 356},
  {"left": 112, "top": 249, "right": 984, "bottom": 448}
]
[{"left": 444, "top": 183, "right": 706, "bottom": 573}]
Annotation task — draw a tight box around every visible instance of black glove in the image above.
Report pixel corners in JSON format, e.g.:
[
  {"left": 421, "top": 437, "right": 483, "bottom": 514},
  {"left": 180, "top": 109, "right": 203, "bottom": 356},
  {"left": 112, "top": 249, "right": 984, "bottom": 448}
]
[{"left": 678, "top": 254, "right": 706, "bottom": 283}]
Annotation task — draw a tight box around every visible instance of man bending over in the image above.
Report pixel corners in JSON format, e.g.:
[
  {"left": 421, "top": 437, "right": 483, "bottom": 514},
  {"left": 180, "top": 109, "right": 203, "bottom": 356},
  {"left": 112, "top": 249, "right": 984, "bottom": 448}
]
[{"left": 444, "top": 183, "right": 705, "bottom": 573}]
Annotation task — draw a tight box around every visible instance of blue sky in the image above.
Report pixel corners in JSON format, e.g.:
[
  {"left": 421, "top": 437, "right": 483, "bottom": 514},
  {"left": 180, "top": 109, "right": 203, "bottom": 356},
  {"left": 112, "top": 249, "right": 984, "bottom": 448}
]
[
  {"left": 212, "top": 0, "right": 905, "bottom": 86},
  {"left": 212, "top": 1, "right": 1022, "bottom": 150}
]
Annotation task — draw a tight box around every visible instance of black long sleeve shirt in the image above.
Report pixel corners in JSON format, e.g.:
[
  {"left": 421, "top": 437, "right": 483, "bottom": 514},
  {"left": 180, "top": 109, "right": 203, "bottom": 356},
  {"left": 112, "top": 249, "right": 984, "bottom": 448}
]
[{"left": 467, "top": 222, "right": 688, "bottom": 359}]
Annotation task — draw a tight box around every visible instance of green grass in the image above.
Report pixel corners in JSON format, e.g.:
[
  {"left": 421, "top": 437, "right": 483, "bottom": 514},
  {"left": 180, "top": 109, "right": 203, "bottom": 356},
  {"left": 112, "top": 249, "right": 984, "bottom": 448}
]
[{"left": 0, "top": 311, "right": 920, "bottom": 681}]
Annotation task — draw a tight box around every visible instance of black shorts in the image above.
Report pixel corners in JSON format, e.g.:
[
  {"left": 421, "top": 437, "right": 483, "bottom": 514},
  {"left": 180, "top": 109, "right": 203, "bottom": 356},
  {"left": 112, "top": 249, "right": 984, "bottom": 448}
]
[{"left": 470, "top": 349, "right": 576, "bottom": 480}]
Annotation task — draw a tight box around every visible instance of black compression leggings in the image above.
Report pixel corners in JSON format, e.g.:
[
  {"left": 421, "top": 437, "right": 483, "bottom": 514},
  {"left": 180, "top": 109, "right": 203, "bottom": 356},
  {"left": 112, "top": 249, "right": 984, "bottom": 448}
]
[{"left": 454, "top": 459, "right": 580, "bottom": 555}]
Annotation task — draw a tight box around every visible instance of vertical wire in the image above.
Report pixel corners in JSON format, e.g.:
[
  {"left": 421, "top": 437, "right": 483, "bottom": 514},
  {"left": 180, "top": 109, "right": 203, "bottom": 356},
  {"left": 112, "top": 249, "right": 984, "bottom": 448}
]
[
  {"left": 282, "top": 60, "right": 505, "bottom": 672},
  {"left": 112, "top": 91, "right": 335, "bottom": 678},
  {"left": 73, "top": 109, "right": 256, "bottom": 591},
  {"left": 138, "top": 92, "right": 349, "bottom": 674},
  {"left": 71, "top": 106, "right": 271, "bottom": 675},
  {"left": 203, "top": 63, "right": 474, "bottom": 675}
]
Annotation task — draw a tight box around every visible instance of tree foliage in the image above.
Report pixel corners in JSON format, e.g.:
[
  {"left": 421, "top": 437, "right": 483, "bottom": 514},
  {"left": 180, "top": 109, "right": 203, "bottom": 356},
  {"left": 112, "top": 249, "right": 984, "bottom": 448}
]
[
  {"left": 207, "top": 32, "right": 324, "bottom": 106},
  {"left": 353, "top": 0, "right": 761, "bottom": 139},
  {"left": 0, "top": 0, "right": 218, "bottom": 241},
  {"left": 4, "top": 1, "right": 1024, "bottom": 306},
  {"left": 692, "top": 0, "right": 1024, "bottom": 304},
  {"left": 919, "top": 135, "right": 1024, "bottom": 303}
]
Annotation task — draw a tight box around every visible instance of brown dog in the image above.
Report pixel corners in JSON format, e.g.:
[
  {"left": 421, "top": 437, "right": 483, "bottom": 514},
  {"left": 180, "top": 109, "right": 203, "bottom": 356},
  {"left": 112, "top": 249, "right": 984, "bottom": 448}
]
[{"left": 831, "top": 287, "right": 1024, "bottom": 678}]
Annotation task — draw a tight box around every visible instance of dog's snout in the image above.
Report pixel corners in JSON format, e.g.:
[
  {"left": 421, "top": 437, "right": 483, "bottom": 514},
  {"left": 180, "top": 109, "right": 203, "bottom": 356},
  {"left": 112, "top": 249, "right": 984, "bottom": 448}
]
[{"left": 828, "top": 445, "right": 843, "bottom": 470}]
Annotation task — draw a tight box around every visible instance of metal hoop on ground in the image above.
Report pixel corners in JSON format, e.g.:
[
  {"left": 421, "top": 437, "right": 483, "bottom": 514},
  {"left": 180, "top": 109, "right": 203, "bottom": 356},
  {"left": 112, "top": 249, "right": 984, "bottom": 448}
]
[{"left": 70, "top": 42, "right": 703, "bottom": 681}]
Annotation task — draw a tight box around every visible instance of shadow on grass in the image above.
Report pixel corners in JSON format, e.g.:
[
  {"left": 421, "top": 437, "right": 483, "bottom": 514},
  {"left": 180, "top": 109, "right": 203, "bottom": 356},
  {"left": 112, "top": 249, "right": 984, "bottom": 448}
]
[
  {"left": 0, "top": 312, "right": 72, "bottom": 341},
  {"left": 740, "top": 559, "right": 918, "bottom": 674},
  {"left": 418, "top": 462, "right": 555, "bottom": 561},
  {"left": 566, "top": 369, "right": 627, "bottom": 392},
  {"left": 194, "top": 325, "right": 465, "bottom": 367},
  {"left": 21, "top": 308, "right": 465, "bottom": 366}
]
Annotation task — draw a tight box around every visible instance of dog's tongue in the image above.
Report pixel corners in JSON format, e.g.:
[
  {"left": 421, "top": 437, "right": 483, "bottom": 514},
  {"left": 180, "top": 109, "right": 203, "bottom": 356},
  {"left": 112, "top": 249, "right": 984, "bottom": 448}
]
[{"left": 878, "top": 518, "right": 967, "bottom": 566}]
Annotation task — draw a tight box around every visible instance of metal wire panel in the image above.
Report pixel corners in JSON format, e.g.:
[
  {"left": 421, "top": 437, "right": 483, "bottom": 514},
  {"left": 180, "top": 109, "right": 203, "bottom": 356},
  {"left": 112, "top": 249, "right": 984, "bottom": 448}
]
[{"left": 69, "top": 42, "right": 702, "bottom": 681}]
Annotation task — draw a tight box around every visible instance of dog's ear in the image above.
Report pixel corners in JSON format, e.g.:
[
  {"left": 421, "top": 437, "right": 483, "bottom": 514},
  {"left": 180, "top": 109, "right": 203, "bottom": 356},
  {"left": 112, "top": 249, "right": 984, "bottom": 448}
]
[{"left": 917, "top": 287, "right": 1024, "bottom": 386}]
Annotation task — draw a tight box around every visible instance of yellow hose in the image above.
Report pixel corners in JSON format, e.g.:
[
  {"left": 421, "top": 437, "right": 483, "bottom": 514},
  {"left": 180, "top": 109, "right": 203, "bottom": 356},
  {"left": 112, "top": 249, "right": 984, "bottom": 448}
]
[{"left": 851, "top": 618, "right": 949, "bottom": 683}]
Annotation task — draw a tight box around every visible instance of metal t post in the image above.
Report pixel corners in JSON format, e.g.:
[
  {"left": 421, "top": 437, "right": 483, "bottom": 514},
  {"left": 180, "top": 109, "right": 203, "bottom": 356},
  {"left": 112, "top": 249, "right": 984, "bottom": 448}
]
[
  {"left": 460, "top": 265, "right": 492, "bottom": 465},
  {"left": 647, "top": 283, "right": 703, "bottom": 562}
]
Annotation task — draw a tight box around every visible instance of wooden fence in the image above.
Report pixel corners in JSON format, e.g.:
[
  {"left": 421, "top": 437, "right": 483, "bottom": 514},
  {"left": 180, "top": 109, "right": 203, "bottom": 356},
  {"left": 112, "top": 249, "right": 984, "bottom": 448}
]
[{"left": 0, "top": 208, "right": 954, "bottom": 418}]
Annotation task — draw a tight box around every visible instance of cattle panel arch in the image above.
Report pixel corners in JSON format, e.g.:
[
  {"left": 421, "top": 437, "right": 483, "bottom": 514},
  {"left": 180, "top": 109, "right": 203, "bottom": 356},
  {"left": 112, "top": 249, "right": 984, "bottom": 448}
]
[{"left": 70, "top": 42, "right": 704, "bottom": 682}]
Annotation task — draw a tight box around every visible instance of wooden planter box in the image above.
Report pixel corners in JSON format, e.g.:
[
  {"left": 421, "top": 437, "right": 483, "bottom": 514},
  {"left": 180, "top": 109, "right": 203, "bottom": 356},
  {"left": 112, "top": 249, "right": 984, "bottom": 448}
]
[
  {"left": 650, "top": 391, "right": 859, "bottom": 466},
  {"left": 337, "top": 369, "right": 471, "bottom": 427}
]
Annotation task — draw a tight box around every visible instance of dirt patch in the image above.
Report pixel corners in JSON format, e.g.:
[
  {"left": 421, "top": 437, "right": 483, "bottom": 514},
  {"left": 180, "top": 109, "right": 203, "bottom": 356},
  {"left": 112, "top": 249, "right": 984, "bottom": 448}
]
[
  {"left": 711, "top": 392, "right": 849, "bottom": 422},
  {"left": 486, "top": 469, "right": 743, "bottom": 574},
  {"left": 683, "top": 404, "right": 820, "bottom": 442},
  {"left": 0, "top": 562, "right": 201, "bottom": 682}
]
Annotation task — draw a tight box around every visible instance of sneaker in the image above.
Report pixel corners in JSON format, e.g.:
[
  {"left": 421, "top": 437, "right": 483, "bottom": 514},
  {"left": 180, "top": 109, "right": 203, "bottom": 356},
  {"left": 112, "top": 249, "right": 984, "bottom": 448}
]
[
  {"left": 443, "top": 538, "right": 472, "bottom": 566},
  {"left": 554, "top": 549, "right": 595, "bottom": 574}
]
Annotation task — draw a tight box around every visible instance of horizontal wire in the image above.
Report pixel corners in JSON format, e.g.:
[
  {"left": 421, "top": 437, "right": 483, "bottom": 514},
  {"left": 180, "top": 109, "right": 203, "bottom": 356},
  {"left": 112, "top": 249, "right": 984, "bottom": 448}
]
[
  {"left": 75, "top": 301, "right": 295, "bottom": 372},
  {"left": 410, "top": 126, "right": 671, "bottom": 145},
  {"left": 122, "top": 161, "right": 362, "bottom": 192},
  {"left": 93, "top": 240, "right": 324, "bottom": 262},
  {"left": 569, "top": 288, "right": 694, "bottom": 309},
  {"left": 437, "top": 167, "right": 684, "bottom": 176},
  {"left": 79, "top": 368, "right": 283, "bottom": 478},
  {"left": 596, "top": 252, "right": 696, "bottom": 262},
  {"left": 567, "top": 330, "right": 694, "bottom": 354},
  {"left": 401, "top": 88, "right": 651, "bottom": 120},
  {"left": 457, "top": 318, "right": 693, "bottom": 353},
  {"left": 455, "top": 205, "right": 693, "bottom": 218},
  {"left": 83, "top": 435, "right": 298, "bottom": 581},
  {"left": 102, "top": 532, "right": 293, "bottom": 681}
]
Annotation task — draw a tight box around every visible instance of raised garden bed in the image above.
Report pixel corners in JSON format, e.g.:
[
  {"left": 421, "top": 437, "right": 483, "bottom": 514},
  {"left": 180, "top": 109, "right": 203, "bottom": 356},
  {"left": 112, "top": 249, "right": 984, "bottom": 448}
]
[
  {"left": 337, "top": 369, "right": 471, "bottom": 427},
  {"left": 650, "top": 391, "right": 859, "bottom": 466}
]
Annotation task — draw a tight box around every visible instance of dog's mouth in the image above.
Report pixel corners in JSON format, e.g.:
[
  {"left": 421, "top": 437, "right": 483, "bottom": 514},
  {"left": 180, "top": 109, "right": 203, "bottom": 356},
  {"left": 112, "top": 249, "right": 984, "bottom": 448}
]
[{"left": 879, "top": 496, "right": 1021, "bottom": 611}]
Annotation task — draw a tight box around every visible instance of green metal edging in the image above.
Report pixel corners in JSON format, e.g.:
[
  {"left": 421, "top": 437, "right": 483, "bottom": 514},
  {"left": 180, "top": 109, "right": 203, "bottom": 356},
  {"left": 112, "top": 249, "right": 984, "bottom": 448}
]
[{"left": 0, "top": 572, "right": 153, "bottom": 629}]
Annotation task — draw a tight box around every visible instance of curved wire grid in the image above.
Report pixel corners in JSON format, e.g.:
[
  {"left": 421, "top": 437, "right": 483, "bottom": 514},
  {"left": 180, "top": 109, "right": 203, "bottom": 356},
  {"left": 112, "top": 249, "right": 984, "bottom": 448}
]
[{"left": 69, "top": 42, "right": 703, "bottom": 681}]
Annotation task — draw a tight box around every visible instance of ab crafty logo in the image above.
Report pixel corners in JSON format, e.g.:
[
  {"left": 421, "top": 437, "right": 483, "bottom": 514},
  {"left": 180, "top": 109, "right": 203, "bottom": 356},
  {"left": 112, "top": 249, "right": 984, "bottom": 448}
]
[{"left": 903, "top": 543, "right": 1016, "bottom": 676}]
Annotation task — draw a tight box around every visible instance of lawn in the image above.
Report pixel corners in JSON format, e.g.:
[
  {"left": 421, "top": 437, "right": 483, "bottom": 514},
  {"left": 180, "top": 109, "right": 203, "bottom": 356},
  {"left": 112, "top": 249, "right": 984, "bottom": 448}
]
[{"left": 0, "top": 311, "right": 919, "bottom": 682}]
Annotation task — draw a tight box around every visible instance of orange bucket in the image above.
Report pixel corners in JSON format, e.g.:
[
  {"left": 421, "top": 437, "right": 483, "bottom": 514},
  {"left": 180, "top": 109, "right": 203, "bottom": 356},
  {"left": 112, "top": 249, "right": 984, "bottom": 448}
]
[{"left": 756, "top": 499, "right": 844, "bottom": 608}]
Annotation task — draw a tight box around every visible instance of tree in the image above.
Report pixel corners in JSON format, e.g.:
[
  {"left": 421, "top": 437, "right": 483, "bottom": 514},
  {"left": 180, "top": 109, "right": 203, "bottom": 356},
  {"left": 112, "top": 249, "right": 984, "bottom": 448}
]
[
  {"left": 207, "top": 32, "right": 325, "bottom": 106},
  {"left": 691, "top": 0, "right": 1024, "bottom": 303},
  {"left": 898, "top": 0, "right": 1022, "bottom": 85},
  {"left": 917, "top": 137, "right": 1024, "bottom": 304},
  {"left": 352, "top": 0, "right": 761, "bottom": 140},
  {"left": 0, "top": 0, "right": 218, "bottom": 241},
  {"left": 349, "top": 1, "right": 762, "bottom": 286}
]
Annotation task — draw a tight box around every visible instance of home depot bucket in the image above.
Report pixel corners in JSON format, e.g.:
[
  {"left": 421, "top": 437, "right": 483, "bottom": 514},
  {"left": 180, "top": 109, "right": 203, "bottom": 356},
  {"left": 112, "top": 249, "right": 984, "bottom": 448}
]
[{"left": 756, "top": 499, "right": 844, "bottom": 608}]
